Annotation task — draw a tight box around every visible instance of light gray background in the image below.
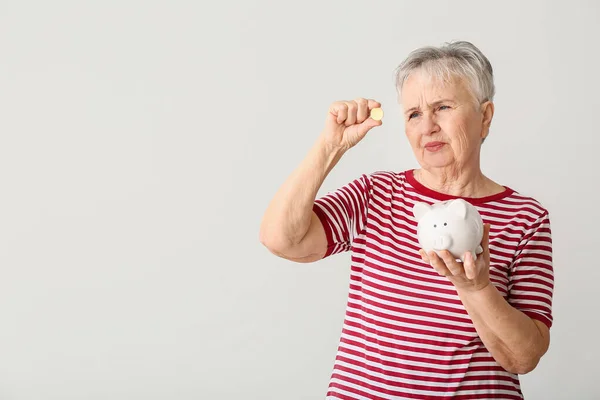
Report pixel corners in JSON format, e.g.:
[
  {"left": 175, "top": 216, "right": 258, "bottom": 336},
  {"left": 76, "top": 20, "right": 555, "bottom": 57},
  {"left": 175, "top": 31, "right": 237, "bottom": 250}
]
[{"left": 1, "top": 1, "right": 598, "bottom": 399}]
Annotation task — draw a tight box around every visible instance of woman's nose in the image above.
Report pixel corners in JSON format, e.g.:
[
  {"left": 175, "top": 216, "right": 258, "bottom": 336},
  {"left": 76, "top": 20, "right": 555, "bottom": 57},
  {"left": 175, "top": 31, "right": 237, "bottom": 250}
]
[{"left": 420, "top": 113, "right": 440, "bottom": 135}]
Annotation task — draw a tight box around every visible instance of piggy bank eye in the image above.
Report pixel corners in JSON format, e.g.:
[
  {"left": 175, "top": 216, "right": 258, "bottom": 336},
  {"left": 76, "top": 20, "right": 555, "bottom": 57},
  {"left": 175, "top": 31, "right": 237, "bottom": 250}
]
[
  {"left": 433, "top": 224, "right": 437, "bottom": 228},
  {"left": 444, "top": 222, "right": 447, "bottom": 226}
]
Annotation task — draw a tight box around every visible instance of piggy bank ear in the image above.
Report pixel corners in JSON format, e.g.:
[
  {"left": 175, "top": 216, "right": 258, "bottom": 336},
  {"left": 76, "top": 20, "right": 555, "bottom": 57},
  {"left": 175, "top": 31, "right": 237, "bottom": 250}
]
[
  {"left": 447, "top": 199, "right": 468, "bottom": 219},
  {"left": 413, "top": 202, "right": 431, "bottom": 222}
]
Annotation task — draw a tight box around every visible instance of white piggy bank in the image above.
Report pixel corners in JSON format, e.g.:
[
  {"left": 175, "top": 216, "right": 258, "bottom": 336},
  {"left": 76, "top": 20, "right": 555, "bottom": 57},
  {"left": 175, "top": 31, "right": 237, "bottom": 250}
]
[{"left": 412, "top": 198, "right": 484, "bottom": 262}]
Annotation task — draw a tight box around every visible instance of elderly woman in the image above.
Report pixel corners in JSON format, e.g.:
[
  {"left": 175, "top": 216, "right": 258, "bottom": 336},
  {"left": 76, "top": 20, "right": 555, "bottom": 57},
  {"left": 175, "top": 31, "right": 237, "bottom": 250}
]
[{"left": 259, "top": 41, "right": 553, "bottom": 399}]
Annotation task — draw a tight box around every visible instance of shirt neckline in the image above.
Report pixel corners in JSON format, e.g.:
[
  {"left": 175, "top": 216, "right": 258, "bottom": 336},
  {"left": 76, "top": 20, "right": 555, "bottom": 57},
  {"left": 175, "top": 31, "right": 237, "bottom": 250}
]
[{"left": 405, "top": 168, "right": 515, "bottom": 205}]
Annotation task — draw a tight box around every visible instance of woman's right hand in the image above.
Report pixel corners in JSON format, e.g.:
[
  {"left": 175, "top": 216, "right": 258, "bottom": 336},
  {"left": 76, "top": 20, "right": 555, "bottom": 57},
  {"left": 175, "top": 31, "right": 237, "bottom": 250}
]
[{"left": 322, "top": 98, "right": 383, "bottom": 152}]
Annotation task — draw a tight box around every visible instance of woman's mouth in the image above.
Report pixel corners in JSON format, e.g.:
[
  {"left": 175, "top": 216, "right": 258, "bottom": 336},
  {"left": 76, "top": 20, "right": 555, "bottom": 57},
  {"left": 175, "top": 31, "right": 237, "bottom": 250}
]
[{"left": 424, "top": 141, "right": 446, "bottom": 152}]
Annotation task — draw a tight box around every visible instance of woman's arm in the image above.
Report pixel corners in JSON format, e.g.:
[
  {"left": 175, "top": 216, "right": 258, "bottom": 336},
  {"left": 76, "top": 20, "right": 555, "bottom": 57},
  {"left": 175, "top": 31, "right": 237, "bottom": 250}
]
[
  {"left": 420, "top": 224, "right": 551, "bottom": 374},
  {"left": 456, "top": 281, "right": 550, "bottom": 374},
  {"left": 259, "top": 135, "right": 344, "bottom": 260},
  {"left": 259, "top": 98, "right": 382, "bottom": 260}
]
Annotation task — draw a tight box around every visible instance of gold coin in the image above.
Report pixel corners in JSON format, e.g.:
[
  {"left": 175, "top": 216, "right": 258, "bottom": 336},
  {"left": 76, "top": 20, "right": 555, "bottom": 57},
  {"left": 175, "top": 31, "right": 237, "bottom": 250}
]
[{"left": 370, "top": 107, "right": 383, "bottom": 121}]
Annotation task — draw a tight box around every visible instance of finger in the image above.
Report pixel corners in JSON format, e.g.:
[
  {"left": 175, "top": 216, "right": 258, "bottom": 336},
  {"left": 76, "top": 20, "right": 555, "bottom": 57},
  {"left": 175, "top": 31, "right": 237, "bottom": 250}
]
[
  {"left": 482, "top": 223, "right": 490, "bottom": 251},
  {"left": 367, "top": 99, "right": 381, "bottom": 110},
  {"left": 344, "top": 101, "right": 357, "bottom": 126},
  {"left": 429, "top": 251, "right": 452, "bottom": 277},
  {"left": 356, "top": 115, "right": 383, "bottom": 133},
  {"left": 329, "top": 102, "right": 348, "bottom": 125},
  {"left": 419, "top": 249, "right": 429, "bottom": 263},
  {"left": 481, "top": 224, "right": 491, "bottom": 263},
  {"left": 354, "top": 98, "right": 369, "bottom": 123},
  {"left": 463, "top": 252, "right": 478, "bottom": 280},
  {"left": 438, "top": 250, "right": 464, "bottom": 276}
]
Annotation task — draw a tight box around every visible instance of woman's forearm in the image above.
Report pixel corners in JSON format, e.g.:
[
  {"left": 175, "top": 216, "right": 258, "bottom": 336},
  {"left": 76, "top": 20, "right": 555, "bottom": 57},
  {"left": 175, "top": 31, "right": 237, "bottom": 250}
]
[
  {"left": 457, "top": 283, "right": 550, "bottom": 374},
  {"left": 259, "top": 135, "right": 345, "bottom": 251}
]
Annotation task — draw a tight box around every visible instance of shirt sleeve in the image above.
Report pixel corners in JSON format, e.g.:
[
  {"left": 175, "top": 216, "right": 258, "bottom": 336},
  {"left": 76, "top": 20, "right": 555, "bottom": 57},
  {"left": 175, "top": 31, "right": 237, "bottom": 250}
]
[
  {"left": 507, "top": 210, "right": 554, "bottom": 328},
  {"left": 312, "top": 173, "right": 373, "bottom": 258}
]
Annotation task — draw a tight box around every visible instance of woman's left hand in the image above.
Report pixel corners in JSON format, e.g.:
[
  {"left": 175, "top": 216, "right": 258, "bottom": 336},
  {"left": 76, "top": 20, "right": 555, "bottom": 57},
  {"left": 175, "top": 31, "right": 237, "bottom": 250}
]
[{"left": 419, "top": 223, "right": 492, "bottom": 293}]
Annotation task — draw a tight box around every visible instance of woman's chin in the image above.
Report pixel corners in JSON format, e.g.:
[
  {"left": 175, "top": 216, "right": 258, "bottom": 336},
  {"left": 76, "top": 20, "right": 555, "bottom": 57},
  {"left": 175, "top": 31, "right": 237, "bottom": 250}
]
[{"left": 421, "top": 153, "right": 454, "bottom": 168}]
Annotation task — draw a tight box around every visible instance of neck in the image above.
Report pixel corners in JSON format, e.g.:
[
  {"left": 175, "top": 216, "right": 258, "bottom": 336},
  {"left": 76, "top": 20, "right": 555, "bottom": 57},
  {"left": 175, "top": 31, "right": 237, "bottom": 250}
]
[{"left": 415, "top": 164, "right": 495, "bottom": 198}]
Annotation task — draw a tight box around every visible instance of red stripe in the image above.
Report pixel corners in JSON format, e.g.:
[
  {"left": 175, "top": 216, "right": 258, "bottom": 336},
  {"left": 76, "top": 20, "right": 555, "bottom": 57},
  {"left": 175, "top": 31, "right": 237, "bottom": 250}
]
[
  {"left": 359, "top": 261, "right": 460, "bottom": 298},
  {"left": 341, "top": 321, "right": 474, "bottom": 355},
  {"left": 340, "top": 331, "right": 474, "bottom": 361},
  {"left": 346, "top": 294, "right": 475, "bottom": 329},
  {"left": 335, "top": 351, "right": 520, "bottom": 387},
  {"left": 344, "top": 310, "right": 476, "bottom": 342},
  {"left": 328, "top": 381, "right": 388, "bottom": 400},
  {"left": 347, "top": 278, "right": 461, "bottom": 308},
  {"left": 355, "top": 283, "right": 470, "bottom": 317},
  {"left": 332, "top": 364, "right": 520, "bottom": 396}
]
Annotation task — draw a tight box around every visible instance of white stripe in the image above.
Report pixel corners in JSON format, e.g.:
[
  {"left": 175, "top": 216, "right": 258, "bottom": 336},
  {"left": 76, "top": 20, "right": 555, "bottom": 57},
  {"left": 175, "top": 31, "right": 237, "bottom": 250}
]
[
  {"left": 349, "top": 285, "right": 472, "bottom": 323},
  {"left": 343, "top": 313, "right": 477, "bottom": 348},
  {"left": 315, "top": 200, "right": 345, "bottom": 243},
  {"left": 358, "top": 263, "right": 461, "bottom": 302},
  {"left": 347, "top": 291, "right": 475, "bottom": 329},
  {"left": 338, "top": 337, "right": 476, "bottom": 371},
  {"left": 347, "top": 274, "right": 467, "bottom": 314},
  {"left": 341, "top": 322, "right": 480, "bottom": 356},
  {"left": 335, "top": 359, "right": 467, "bottom": 388}
]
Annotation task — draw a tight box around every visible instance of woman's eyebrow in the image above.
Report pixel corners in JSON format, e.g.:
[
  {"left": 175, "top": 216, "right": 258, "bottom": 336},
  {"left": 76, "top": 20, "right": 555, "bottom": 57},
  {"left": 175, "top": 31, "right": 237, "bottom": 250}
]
[
  {"left": 430, "top": 98, "right": 456, "bottom": 106},
  {"left": 404, "top": 99, "right": 456, "bottom": 115},
  {"left": 404, "top": 106, "right": 420, "bottom": 115}
]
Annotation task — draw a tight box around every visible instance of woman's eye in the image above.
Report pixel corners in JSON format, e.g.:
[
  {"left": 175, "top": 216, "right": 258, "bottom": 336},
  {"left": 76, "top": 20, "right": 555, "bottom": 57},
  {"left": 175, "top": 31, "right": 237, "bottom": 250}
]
[
  {"left": 439, "top": 105, "right": 450, "bottom": 111},
  {"left": 409, "top": 112, "right": 419, "bottom": 119}
]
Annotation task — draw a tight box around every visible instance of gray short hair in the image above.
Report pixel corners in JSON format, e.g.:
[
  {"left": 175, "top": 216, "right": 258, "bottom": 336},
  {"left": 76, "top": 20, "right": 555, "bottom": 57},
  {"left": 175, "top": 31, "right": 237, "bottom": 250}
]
[{"left": 394, "top": 41, "right": 495, "bottom": 105}]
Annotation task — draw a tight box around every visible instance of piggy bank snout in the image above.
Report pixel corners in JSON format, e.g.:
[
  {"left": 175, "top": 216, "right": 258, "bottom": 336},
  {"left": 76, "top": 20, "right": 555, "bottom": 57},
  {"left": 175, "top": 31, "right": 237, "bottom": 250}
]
[{"left": 433, "top": 234, "right": 453, "bottom": 250}]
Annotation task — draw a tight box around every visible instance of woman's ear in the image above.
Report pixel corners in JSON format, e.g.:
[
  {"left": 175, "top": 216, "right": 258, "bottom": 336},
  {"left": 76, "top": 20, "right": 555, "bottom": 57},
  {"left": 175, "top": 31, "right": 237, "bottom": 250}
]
[
  {"left": 481, "top": 101, "right": 494, "bottom": 125},
  {"left": 480, "top": 101, "right": 494, "bottom": 140}
]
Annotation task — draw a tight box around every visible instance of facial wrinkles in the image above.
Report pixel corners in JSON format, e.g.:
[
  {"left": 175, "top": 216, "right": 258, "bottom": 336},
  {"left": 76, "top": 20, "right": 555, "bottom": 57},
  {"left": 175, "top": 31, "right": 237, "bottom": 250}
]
[
  {"left": 413, "top": 98, "right": 450, "bottom": 149},
  {"left": 456, "top": 108, "right": 483, "bottom": 166},
  {"left": 403, "top": 74, "right": 483, "bottom": 165},
  {"left": 454, "top": 119, "right": 471, "bottom": 166},
  {"left": 417, "top": 85, "right": 446, "bottom": 120}
]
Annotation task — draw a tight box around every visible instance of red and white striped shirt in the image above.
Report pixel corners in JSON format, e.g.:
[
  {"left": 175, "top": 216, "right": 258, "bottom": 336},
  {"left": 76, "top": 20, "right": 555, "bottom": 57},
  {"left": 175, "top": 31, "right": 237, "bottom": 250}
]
[{"left": 313, "top": 169, "right": 554, "bottom": 400}]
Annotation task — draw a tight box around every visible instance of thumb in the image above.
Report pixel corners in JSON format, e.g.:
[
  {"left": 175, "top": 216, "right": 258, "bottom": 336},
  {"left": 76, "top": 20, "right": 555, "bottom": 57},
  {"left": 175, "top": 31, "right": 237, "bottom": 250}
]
[{"left": 356, "top": 117, "right": 382, "bottom": 135}]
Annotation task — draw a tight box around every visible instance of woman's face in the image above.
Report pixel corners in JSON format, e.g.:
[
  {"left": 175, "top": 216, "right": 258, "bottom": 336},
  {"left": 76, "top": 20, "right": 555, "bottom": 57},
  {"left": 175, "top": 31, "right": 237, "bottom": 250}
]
[{"left": 401, "top": 71, "right": 493, "bottom": 171}]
